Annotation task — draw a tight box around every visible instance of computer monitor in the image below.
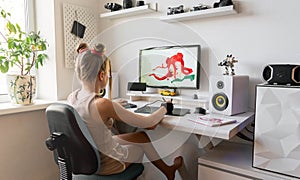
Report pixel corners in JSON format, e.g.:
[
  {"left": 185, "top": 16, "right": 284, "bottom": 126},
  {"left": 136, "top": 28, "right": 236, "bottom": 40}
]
[{"left": 139, "top": 45, "right": 201, "bottom": 89}]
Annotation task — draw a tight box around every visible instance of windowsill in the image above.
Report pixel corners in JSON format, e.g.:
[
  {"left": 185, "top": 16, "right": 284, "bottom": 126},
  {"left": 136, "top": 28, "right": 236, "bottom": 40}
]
[{"left": 0, "top": 99, "right": 60, "bottom": 116}]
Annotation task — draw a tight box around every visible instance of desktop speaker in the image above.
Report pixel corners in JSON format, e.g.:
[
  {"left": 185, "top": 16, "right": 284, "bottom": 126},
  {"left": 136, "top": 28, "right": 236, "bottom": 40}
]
[
  {"left": 209, "top": 75, "right": 249, "bottom": 116},
  {"left": 123, "top": 0, "right": 133, "bottom": 9},
  {"left": 262, "top": 64, "right": 300, "bottom": 86},
  {"left": 127, "top": 82, "right": 146, "bottom": 91}
]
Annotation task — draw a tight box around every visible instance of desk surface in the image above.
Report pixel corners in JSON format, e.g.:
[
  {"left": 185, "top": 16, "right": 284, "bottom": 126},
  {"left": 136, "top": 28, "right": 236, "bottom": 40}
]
[
  {"left": 127, "top": 100, "right": 254, "bottom": 140},
  {"left": 161, "top": 112, "right": 254, "bottom": 140}
]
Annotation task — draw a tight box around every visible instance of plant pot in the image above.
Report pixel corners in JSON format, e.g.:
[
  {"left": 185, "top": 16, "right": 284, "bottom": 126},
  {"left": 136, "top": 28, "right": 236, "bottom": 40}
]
[{"left": 6, "top": 74, "right": 36, "bottom": 105}]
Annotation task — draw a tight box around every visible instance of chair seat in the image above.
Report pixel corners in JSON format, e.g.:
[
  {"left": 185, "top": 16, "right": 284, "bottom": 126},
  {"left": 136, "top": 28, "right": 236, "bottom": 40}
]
[{"left": 73, "top": 163, "right": 144, "bottom": 180}]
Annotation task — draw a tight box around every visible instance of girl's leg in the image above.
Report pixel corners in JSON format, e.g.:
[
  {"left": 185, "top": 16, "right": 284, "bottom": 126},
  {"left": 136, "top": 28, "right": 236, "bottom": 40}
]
[{"left": 115, "top": 131, "right": 183, "bottom": 180}]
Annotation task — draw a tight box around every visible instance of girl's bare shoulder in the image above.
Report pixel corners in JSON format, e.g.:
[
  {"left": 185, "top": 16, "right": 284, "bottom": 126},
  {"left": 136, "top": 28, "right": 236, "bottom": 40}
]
[{"left": 93, "top": 97, "right": 114, "bottom": 111}]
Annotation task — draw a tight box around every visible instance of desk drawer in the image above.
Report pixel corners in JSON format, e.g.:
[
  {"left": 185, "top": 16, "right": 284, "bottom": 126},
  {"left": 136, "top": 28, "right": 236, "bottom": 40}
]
[{"left": 198, "top": 165, "right": 251, "bottom": 180}]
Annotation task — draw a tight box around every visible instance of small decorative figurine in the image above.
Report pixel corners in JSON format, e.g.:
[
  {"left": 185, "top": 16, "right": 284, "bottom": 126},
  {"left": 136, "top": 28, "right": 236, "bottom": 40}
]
[
  {"left": 192, "top": 4, "right": 209, "bottom": 11},
  {"left": 218, "top": 54, "right": 238, "bottom": 75},
  {"left": 167, "top": 5, "right": 184, "bottom": 15}
]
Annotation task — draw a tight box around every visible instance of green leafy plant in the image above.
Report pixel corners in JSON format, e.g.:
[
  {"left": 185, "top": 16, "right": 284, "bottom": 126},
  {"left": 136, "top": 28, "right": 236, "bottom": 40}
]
[{"left": 0, "top": 6, "right": 48, "bottom": 75}]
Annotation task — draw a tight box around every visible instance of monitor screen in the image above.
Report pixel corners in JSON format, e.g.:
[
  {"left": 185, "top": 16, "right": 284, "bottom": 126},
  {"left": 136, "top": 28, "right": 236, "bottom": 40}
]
[{"left": 139, "top": 45, "right": 201, "bottom": 89}]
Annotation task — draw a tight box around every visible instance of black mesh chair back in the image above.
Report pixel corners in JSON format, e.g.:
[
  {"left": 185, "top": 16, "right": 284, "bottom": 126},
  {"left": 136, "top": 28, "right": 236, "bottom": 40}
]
[
  {"left": 46, "top": 103, "right": 99, "bottom": 178},
  {"left": 45, "top": 103, "right": 144, "bottom": 180}
]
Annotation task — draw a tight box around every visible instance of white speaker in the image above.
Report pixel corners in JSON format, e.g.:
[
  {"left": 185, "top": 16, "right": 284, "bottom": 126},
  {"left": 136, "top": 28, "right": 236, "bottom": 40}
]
[
  {"left": 253, "top": 85, "right": 300, "bottom": 178},
  {"left": 209, "top": 75, "right": 249, "bottom": 116}
]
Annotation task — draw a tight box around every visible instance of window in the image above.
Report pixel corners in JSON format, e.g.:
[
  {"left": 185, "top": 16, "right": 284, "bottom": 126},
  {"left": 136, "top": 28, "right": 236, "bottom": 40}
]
[{"left": 0, "top": 0, "right": 33, "bottom": 96}]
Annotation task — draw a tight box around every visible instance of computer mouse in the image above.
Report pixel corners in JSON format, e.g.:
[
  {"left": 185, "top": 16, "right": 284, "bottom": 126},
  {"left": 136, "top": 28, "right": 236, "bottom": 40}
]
[{"left": 194, "top": 107, "right": 206, "bottom": 114}]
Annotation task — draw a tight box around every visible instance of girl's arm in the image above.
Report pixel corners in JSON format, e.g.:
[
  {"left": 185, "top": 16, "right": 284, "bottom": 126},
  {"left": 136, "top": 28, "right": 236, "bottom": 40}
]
[{"left": 95, "top": 98, "right": 167, "bottom": 128}]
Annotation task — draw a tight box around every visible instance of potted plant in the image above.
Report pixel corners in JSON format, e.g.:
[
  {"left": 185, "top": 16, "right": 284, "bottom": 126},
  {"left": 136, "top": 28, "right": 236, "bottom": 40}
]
[{"left": 0, "top": 7, "right": 48, "bottom": 105}]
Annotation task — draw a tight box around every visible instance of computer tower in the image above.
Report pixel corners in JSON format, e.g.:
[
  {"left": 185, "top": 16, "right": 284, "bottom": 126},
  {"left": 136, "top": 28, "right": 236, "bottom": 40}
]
[{"left": 253, "top": 84, "right": 300, "bottom": 178}]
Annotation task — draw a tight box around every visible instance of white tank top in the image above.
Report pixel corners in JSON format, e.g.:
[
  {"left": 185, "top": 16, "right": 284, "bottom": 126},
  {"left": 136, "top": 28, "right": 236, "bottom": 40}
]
[{"left": 67, "top": 89, "right": 129, "bottom": 161}]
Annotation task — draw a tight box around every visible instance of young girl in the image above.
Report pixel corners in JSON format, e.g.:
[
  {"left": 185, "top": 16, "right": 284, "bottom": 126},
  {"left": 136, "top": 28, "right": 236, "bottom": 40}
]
[{"left": 67, "top": 50, "right": 183, "bottom": 179}]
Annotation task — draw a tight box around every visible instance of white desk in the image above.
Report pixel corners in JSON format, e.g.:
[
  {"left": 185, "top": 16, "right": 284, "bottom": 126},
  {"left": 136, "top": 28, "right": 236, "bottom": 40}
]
[
  {"left": 122, "top": 98, "right": 254, "bottom": 180},
  {"left": 127, "top": 100, "right": 254, "bottom": 140},
  {"left": 161, "top": 112, "right": 254, "bottom": 140}
]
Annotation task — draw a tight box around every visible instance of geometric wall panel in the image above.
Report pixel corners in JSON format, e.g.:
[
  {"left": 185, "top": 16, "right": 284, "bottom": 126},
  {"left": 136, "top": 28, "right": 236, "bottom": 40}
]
[
  {"left": 63, "top": 3, "right": 97, "bottom": 68},
  {"left": 253, "top": 85, "right": 300, "bottom": 178}
]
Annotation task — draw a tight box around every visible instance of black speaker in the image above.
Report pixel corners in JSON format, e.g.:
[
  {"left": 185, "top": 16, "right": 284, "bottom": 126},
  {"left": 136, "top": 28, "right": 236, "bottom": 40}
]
[
  {"left": 213, "top": 0, "right": 233, "bottom": 8},
  {"left": 262, "top": 64, "right": 300, "bottom": 85},
  {"left": 136, "top": 1, "right": 145, "bottom": 6},
  {"left": 127, "top": 82, "right": 146, "bottom": 91},
  {"left": 123, "top": 0, "right": 133, "bottom": 9}
]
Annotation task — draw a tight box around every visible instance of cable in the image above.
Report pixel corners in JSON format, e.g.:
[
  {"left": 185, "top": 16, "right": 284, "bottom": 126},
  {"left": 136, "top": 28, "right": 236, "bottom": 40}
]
[
  {"left": 245, "top": 126, "right": 254, "bottom": 133},
  {"left": 138, "top": 100, "right": 163, "bottom": 109},
  {"left": 237, "top": 132, "right": 253, "bottom": 142}
]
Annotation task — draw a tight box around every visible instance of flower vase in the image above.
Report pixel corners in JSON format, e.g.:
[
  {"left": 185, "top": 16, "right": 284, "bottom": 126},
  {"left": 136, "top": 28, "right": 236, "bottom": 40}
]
[{"left": 6, "top": 74, "right": 36, "bottom": 105}]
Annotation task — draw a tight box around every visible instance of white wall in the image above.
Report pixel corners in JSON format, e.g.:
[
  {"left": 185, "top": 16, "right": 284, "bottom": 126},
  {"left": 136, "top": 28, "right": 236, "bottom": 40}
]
[
  {"left": 97, "top": 0, "right": 300, "bottom": 109},
  {"left": 35, "top": 0, "right": 300, "bottom": 107},
  {"left": 36, "top": 0, "right": 100, "bottom": 101},
  {"left": 35, "top": 0, "right": 58, "bottom": 100},
  {"left": 0, "top": 110, "right": 59, "bottom": 180}
]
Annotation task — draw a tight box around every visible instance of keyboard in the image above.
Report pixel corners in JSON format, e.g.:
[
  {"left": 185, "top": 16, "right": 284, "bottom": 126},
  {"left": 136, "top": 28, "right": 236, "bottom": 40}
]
[
  {"left": 134, "top": 106, "right": 190, "bottom": 116},
  {"left": 122, "top": 103, "right": 137, "bottom": 109}
]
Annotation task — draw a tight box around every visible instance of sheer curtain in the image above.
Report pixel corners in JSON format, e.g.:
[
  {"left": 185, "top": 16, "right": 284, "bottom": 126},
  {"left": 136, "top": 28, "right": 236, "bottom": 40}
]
[{"left": 0, "top": 0, "right": 33, "bottom": 98}]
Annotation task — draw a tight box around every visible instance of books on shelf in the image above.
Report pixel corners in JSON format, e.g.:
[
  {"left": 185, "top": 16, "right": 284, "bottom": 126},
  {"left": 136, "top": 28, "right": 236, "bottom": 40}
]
[{"left": 185, "top": 114, "right": 237, "bottom": 127}]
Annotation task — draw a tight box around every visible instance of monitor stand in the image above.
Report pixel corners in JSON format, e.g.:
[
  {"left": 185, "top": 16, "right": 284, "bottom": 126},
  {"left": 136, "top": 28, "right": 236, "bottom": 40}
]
[{"left": 145, "top": 87, "right": 158, "bottom": 94}]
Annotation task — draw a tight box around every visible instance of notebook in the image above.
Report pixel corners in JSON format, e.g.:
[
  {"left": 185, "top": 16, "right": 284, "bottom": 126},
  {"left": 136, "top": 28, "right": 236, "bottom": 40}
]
[{"left": 185, "top": 114, "right": 237, "bottom": 127}]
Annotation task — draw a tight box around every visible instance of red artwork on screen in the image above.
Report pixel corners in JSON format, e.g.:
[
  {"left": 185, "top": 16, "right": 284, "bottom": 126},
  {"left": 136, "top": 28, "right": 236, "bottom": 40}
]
[{"left": 149, "top": 52, "right": 193, "bottom": 81}]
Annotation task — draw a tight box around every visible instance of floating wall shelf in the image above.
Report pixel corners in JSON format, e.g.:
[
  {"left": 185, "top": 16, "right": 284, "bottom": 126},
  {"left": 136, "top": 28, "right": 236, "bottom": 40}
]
[
  {"left": 160, "top": 5, "right": 237, "bottom": 22},
  {"left": 126, "top": 92, "right": 209, "bottom": 103},
  {"left": 100, "top": 4, "right": 157, "bottom": 19}
]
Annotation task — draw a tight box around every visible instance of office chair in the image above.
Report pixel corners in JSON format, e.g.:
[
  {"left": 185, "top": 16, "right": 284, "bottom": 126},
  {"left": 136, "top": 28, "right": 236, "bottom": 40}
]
[{"left": 45, "top": 103, "right": 144, "bottom": 180}]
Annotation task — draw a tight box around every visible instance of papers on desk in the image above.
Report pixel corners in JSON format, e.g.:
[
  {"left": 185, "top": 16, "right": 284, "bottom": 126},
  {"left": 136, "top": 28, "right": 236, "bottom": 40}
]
[{"left": 185, "top": 114, "right": 237, "bottom": 127}]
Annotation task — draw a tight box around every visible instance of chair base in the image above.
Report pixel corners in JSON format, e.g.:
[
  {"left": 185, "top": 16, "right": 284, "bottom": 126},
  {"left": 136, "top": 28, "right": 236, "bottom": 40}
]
[{"left": 73, "top": 163, "right": 144, "bottom": 180}]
